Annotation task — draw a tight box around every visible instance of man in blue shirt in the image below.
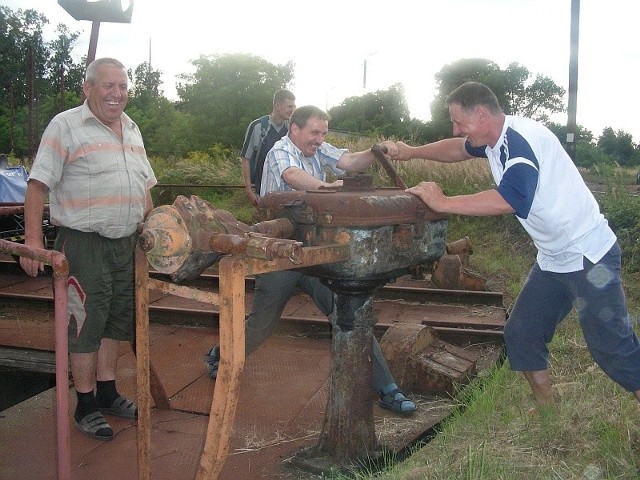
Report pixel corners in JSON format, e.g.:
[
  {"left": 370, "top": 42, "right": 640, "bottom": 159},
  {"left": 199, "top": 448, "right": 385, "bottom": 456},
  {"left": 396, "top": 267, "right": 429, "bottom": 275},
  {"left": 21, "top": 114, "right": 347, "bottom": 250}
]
[
  {"left": 208, "top": 105, "right": 416, "bottom": 414},
  {"left": 391, "top": 82, "right": 640, "bottom": 411}
]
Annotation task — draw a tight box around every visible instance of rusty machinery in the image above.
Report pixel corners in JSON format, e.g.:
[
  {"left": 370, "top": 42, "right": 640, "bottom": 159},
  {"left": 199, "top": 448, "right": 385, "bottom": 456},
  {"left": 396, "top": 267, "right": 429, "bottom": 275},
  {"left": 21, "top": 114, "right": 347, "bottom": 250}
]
[{"left": 136, "top": 146, "right": 459, "bottom": 477}]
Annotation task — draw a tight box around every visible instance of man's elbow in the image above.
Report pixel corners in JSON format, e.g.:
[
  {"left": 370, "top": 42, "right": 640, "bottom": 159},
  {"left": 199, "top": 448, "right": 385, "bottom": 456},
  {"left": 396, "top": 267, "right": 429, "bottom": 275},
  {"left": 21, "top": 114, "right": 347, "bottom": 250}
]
[
  {"left": 27, "top": 178, "right": 48, "bottom": 191},
  {"left": 281, "top": 167, "right": 295, "bottom": 183}
]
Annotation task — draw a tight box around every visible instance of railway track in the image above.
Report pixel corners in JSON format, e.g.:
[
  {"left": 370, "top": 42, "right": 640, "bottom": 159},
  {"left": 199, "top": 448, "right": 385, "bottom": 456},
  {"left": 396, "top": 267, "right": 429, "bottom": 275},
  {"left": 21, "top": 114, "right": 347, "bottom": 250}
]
[
  {"left": 0, "top": 257, "right": 506, "bottom": 340},
  {"left": 0, "top": 252, "right": 507, "bottom": 479}
]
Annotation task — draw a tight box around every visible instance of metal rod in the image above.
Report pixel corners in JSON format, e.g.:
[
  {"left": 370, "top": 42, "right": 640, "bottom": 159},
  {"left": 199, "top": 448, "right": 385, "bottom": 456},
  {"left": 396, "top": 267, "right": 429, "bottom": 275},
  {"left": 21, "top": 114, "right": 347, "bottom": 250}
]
[
  {"left": 148, "top": 278, "right": 220, "bottom": 305},
  {"left": 566, "top": 0, "right": 580, "bottom": 161},
  {"left": 0, "top": 239, "right": 71, "bottom": 480},
  {"left": 371, "top": 144, "right": 407, "bottom": 190}
]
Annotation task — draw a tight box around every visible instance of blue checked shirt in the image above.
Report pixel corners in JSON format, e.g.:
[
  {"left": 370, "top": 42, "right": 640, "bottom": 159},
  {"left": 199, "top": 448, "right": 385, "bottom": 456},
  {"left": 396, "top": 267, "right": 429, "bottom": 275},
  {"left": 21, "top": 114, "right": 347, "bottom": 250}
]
[{"left": 260, "top": 135, "right": 347, "bottom": 194}]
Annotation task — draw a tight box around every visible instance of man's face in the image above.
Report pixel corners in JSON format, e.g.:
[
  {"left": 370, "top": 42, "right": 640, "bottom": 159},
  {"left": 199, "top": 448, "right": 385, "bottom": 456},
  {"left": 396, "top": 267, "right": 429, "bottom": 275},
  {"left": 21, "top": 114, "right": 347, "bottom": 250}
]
[
  {"left": 276, "top": 99, "right": 296, "bottom": 120},
  {"left": 289, "top": 115, "right": 328, "bottom": 157},
  {"left": 449, "top": 103, "right": 486, "bottom": 147},
  {"left": 83, "top": 64, "right": 129, "bottom": 127}
]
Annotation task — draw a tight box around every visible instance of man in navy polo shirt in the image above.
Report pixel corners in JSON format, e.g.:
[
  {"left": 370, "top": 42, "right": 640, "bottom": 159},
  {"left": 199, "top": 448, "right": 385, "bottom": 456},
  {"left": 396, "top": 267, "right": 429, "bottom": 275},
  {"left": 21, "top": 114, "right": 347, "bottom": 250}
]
[
  {"left": 240, "top": 90, "right": 296, "bottom": 207},
  {"left": 390, "top": 82, "right": 640, "bottom": 411}
]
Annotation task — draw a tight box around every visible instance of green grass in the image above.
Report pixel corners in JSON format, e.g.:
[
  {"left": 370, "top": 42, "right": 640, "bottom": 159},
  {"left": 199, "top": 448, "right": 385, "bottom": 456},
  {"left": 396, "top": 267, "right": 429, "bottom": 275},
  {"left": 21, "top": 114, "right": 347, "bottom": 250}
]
[{"left": 359, "top": 315, "right": 640, "bottom": 479}]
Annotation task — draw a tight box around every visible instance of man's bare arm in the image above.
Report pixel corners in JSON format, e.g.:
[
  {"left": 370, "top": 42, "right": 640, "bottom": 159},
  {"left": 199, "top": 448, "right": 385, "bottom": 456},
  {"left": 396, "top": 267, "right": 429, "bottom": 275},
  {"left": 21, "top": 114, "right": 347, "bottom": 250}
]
[{"left": 19, "top": 179, "right": 49, "bottom": 277}]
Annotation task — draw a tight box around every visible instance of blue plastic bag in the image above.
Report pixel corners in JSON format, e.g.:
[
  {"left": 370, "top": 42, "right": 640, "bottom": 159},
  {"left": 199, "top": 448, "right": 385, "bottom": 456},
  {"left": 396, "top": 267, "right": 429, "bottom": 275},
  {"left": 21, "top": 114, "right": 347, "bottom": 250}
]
[{"left": 0, "top": 166, "right": 29, "bottom": 203}]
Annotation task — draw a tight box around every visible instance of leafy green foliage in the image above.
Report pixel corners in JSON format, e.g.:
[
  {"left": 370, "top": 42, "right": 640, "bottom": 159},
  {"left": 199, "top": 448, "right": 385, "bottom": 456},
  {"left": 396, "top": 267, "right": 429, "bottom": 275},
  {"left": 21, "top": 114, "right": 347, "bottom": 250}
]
[
  {"left": 597, "top": 127, "right": 640, "bottom": 166},
  {"left": 126, "top": 95, "right": 195, "bottom": 158},
  {"left": 597, "top": 173, "right": 640, "bottom": 272},
  {"left": 129, "top": 61, "right": 163, "bottom": 100},
  {"left": 2, "top": 4, "right": 640, "bottom": 171},
  {"left": 328, "top": 84, "right": 412, "bottom": 138},
  {"left": 0, "top": 6, "right": 84, "bottom": 157},
  {"left": 153, "top": 145, "right": 241, "bottom": 185},
  {"left": 175, "top": 53, "right": 294, "bottom": 150},
  {"left": 428, "top": 59, "right": 566, "bottom": 141},
  {"left": 149, "top": 145, "right": 254, "bottom": 223}
]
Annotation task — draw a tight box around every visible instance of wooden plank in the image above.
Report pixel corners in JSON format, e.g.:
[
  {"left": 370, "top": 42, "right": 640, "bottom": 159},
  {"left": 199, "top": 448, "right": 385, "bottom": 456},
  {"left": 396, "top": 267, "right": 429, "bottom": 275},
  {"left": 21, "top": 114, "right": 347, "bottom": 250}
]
[
  {"left": 196, "top": 255, "right": 246, "bottom": 480},
  {"left": 135, "top": 246, "right": 152, "bottom": 480},
  {"left": 0, "top": 346, "right": 56, "bottom": 373}
]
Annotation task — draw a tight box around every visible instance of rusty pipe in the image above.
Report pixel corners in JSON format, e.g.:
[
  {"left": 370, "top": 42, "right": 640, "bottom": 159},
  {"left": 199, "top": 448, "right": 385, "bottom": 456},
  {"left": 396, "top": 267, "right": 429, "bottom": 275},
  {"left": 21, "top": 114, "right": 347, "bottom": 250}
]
[
  {"left": 0, "top": 205, "right": 49, "bottom": 217},
  {"left": 250, "top": 217, "right": 296, "bottom": 239},
  {"left": 0, "top": 239, "right": 71, "bottom": 480},
  {"left": 0, "top": 205, "right": 26, "bottom": 216},
  {"left": 210, "top": 232, "right": 302, "bottom": 263}
]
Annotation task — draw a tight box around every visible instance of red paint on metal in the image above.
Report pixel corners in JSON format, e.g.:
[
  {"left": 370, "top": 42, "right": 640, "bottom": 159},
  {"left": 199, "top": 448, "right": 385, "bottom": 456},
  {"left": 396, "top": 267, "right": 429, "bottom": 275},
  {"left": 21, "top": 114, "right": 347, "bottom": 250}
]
[{"left": 0, "top": 239, "right": 70, "bottom": 480}]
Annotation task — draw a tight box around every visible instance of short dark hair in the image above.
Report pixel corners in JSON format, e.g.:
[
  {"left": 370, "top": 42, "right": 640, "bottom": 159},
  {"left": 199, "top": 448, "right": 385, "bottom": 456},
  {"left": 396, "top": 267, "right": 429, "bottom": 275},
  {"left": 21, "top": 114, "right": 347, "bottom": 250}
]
[
  {"left": 290, "top": 105, "right": 330, "bottom": 129},
  {"left": 273, "top": 89, "right": 295, "bottom": 105},
  {"left": 445, "top": 82, "right": 502, "bottom": 114}
]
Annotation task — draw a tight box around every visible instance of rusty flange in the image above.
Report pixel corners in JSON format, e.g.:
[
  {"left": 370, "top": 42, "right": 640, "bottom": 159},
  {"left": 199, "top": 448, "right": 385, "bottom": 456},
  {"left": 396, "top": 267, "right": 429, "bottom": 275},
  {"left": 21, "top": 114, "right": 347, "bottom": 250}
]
[
  {"left": 139, "top": 204, "right": 192, "bottom": 274},
  {"left": 139, "top": 196, "right": 302, "bottom": 279}
]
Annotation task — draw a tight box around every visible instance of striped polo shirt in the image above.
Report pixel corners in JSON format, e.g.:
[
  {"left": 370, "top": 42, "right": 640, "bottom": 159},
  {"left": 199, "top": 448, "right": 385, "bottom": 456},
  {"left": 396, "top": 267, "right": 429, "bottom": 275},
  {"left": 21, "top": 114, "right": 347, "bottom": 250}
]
[{"left": 29, "top": 101, "right": 157, "bottom": 239}]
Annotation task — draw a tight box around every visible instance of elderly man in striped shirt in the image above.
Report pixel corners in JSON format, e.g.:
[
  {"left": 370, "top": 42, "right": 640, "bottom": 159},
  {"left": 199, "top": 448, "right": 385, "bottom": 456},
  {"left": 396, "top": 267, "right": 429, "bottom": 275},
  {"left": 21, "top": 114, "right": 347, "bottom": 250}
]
[{"left": 20, "top": 57, "right": 157, "bottom": 440}]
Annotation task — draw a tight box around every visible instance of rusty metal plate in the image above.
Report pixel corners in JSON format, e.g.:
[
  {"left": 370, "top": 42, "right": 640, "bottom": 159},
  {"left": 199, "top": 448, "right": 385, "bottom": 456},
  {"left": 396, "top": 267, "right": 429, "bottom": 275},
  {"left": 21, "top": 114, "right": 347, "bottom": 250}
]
[
  {"left": 258, "top": 188, "right": 447, "bottom": 228},
  {"left": 257, "top": 188, "right": 448, "bottom": 281}
]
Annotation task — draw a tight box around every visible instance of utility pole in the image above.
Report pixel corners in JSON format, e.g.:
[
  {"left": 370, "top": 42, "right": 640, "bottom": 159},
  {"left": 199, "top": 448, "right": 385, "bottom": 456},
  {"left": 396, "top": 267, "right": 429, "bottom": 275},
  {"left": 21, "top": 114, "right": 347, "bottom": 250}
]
[
  {"left": 58, "top": 0, "right": 135, "bottom": 100},
  {"left": 566, "top": 0, "right": 580, "bottom": 162},
  {"left": 362, "top": 52, "right": 377, "bottom": 134},
  {"left": 27, "top": 46, "right": 37, "bottom": 160}
]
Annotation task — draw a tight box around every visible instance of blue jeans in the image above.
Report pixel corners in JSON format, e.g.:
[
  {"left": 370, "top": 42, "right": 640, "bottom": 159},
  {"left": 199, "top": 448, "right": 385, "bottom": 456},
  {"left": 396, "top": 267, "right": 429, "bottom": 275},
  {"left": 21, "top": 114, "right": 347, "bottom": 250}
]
[
  {"left": 504, "top": 242, "right": 640, "bottom": 392},
  {"left": 245, "top": 270, "right": 395, "bottom": 392}
]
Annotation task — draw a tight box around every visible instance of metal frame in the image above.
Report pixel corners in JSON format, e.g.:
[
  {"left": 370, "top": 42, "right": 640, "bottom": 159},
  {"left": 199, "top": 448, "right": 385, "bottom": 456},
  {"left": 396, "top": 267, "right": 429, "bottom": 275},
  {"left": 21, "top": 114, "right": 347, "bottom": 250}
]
[{"left": 134, "top": 244, "right": 349, "bottom": 479}]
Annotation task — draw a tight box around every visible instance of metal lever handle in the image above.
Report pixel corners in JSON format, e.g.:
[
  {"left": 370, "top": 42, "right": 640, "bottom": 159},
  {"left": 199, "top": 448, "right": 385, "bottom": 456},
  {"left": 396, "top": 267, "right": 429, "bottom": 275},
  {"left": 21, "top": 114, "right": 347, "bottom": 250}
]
[{"left": 370, "top": 144, "right": 407, "bottom": 190}]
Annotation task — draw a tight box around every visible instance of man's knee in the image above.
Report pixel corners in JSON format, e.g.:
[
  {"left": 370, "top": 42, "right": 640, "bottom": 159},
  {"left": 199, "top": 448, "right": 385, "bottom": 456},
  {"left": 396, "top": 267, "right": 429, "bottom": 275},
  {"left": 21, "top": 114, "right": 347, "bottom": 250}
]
[{"left": 503, "top": 316, "right": 526, "bottom": 348}]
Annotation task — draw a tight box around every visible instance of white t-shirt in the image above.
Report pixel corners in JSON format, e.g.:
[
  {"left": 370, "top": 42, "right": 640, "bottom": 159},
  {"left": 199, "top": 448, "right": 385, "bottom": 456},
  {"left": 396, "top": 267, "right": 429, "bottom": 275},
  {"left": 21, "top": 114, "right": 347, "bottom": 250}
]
[{"left": 466, "top": 115, "right": 616, "bottom": 273}]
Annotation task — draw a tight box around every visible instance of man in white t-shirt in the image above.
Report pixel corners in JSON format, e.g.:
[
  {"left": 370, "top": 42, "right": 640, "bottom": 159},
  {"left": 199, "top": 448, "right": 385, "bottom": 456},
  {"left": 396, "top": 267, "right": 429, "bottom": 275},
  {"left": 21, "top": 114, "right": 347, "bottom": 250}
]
[{"left": 390, "top": 82, "right": 640, "bottom": 411}]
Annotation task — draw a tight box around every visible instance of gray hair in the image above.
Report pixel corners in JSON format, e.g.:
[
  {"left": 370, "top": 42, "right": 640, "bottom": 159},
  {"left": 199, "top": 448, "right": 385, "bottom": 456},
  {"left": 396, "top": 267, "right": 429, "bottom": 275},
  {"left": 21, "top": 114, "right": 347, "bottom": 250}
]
[{"left": 85, "top": 57, "right": 126, "bottom": 84}]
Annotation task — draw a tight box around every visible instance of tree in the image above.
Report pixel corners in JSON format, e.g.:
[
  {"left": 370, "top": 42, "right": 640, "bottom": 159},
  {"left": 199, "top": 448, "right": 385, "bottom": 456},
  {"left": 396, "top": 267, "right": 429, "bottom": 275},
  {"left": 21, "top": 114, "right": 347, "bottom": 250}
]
[
  {"left": 427, "top": 58, "right": 566, "bottom": 141},
  {"left": 0, "top": 6, "right": 83, "bottom": 158},
  {"left": 176, "top": 53, "right": 294, "bottom": 150},
  {"left": 546, "top": 121, "right": 599, "bottom": 168},
  {"left": 127, "top": 95, "right": 194, "bottom": 158},
  {"left": 125, "top": 62, "right": 190, "bottom": 157},
  {"left": 0, "top": 7, "right": 50, "bottom": 156},
  {"left": 45, "top": 23, "right": 83, "bottom": 116},
  {"left": 597, "top": 127, "right": 640, "bottom": 167},
  {"left": 504, "top": 63, "right": 565, "bottom": 121},
  {"left": 428, "top": 58, "right": 502, "bottom": 140},
  {"left": 129, "top": 61, "right": 163, "bottom": 103},
  {"left": 328, "top": 84, "right": 412, "bottom": 138}
]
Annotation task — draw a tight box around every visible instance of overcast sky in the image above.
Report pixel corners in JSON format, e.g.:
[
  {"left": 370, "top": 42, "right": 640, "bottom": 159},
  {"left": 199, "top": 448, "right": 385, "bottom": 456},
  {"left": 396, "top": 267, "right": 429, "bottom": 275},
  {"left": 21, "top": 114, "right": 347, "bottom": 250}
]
[{"left": 5, "top": 0, "right": 640, "bottom": 142}]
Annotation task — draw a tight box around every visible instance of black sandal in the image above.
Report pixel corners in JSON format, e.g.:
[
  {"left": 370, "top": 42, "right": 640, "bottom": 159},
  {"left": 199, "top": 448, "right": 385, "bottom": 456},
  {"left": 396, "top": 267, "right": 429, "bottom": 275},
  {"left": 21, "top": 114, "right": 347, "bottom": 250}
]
[
  {"left": 100, "top": 395, "right": 137, "bottom": 419},
  {"left": 75, "top": 411, "right": 113, "bottom": 440},
  {"left": 206, "top": 345, "right": 220, "bottom": 379},
  {"left": 379, "top": 387, "right": 417, "bottom": 414}
]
